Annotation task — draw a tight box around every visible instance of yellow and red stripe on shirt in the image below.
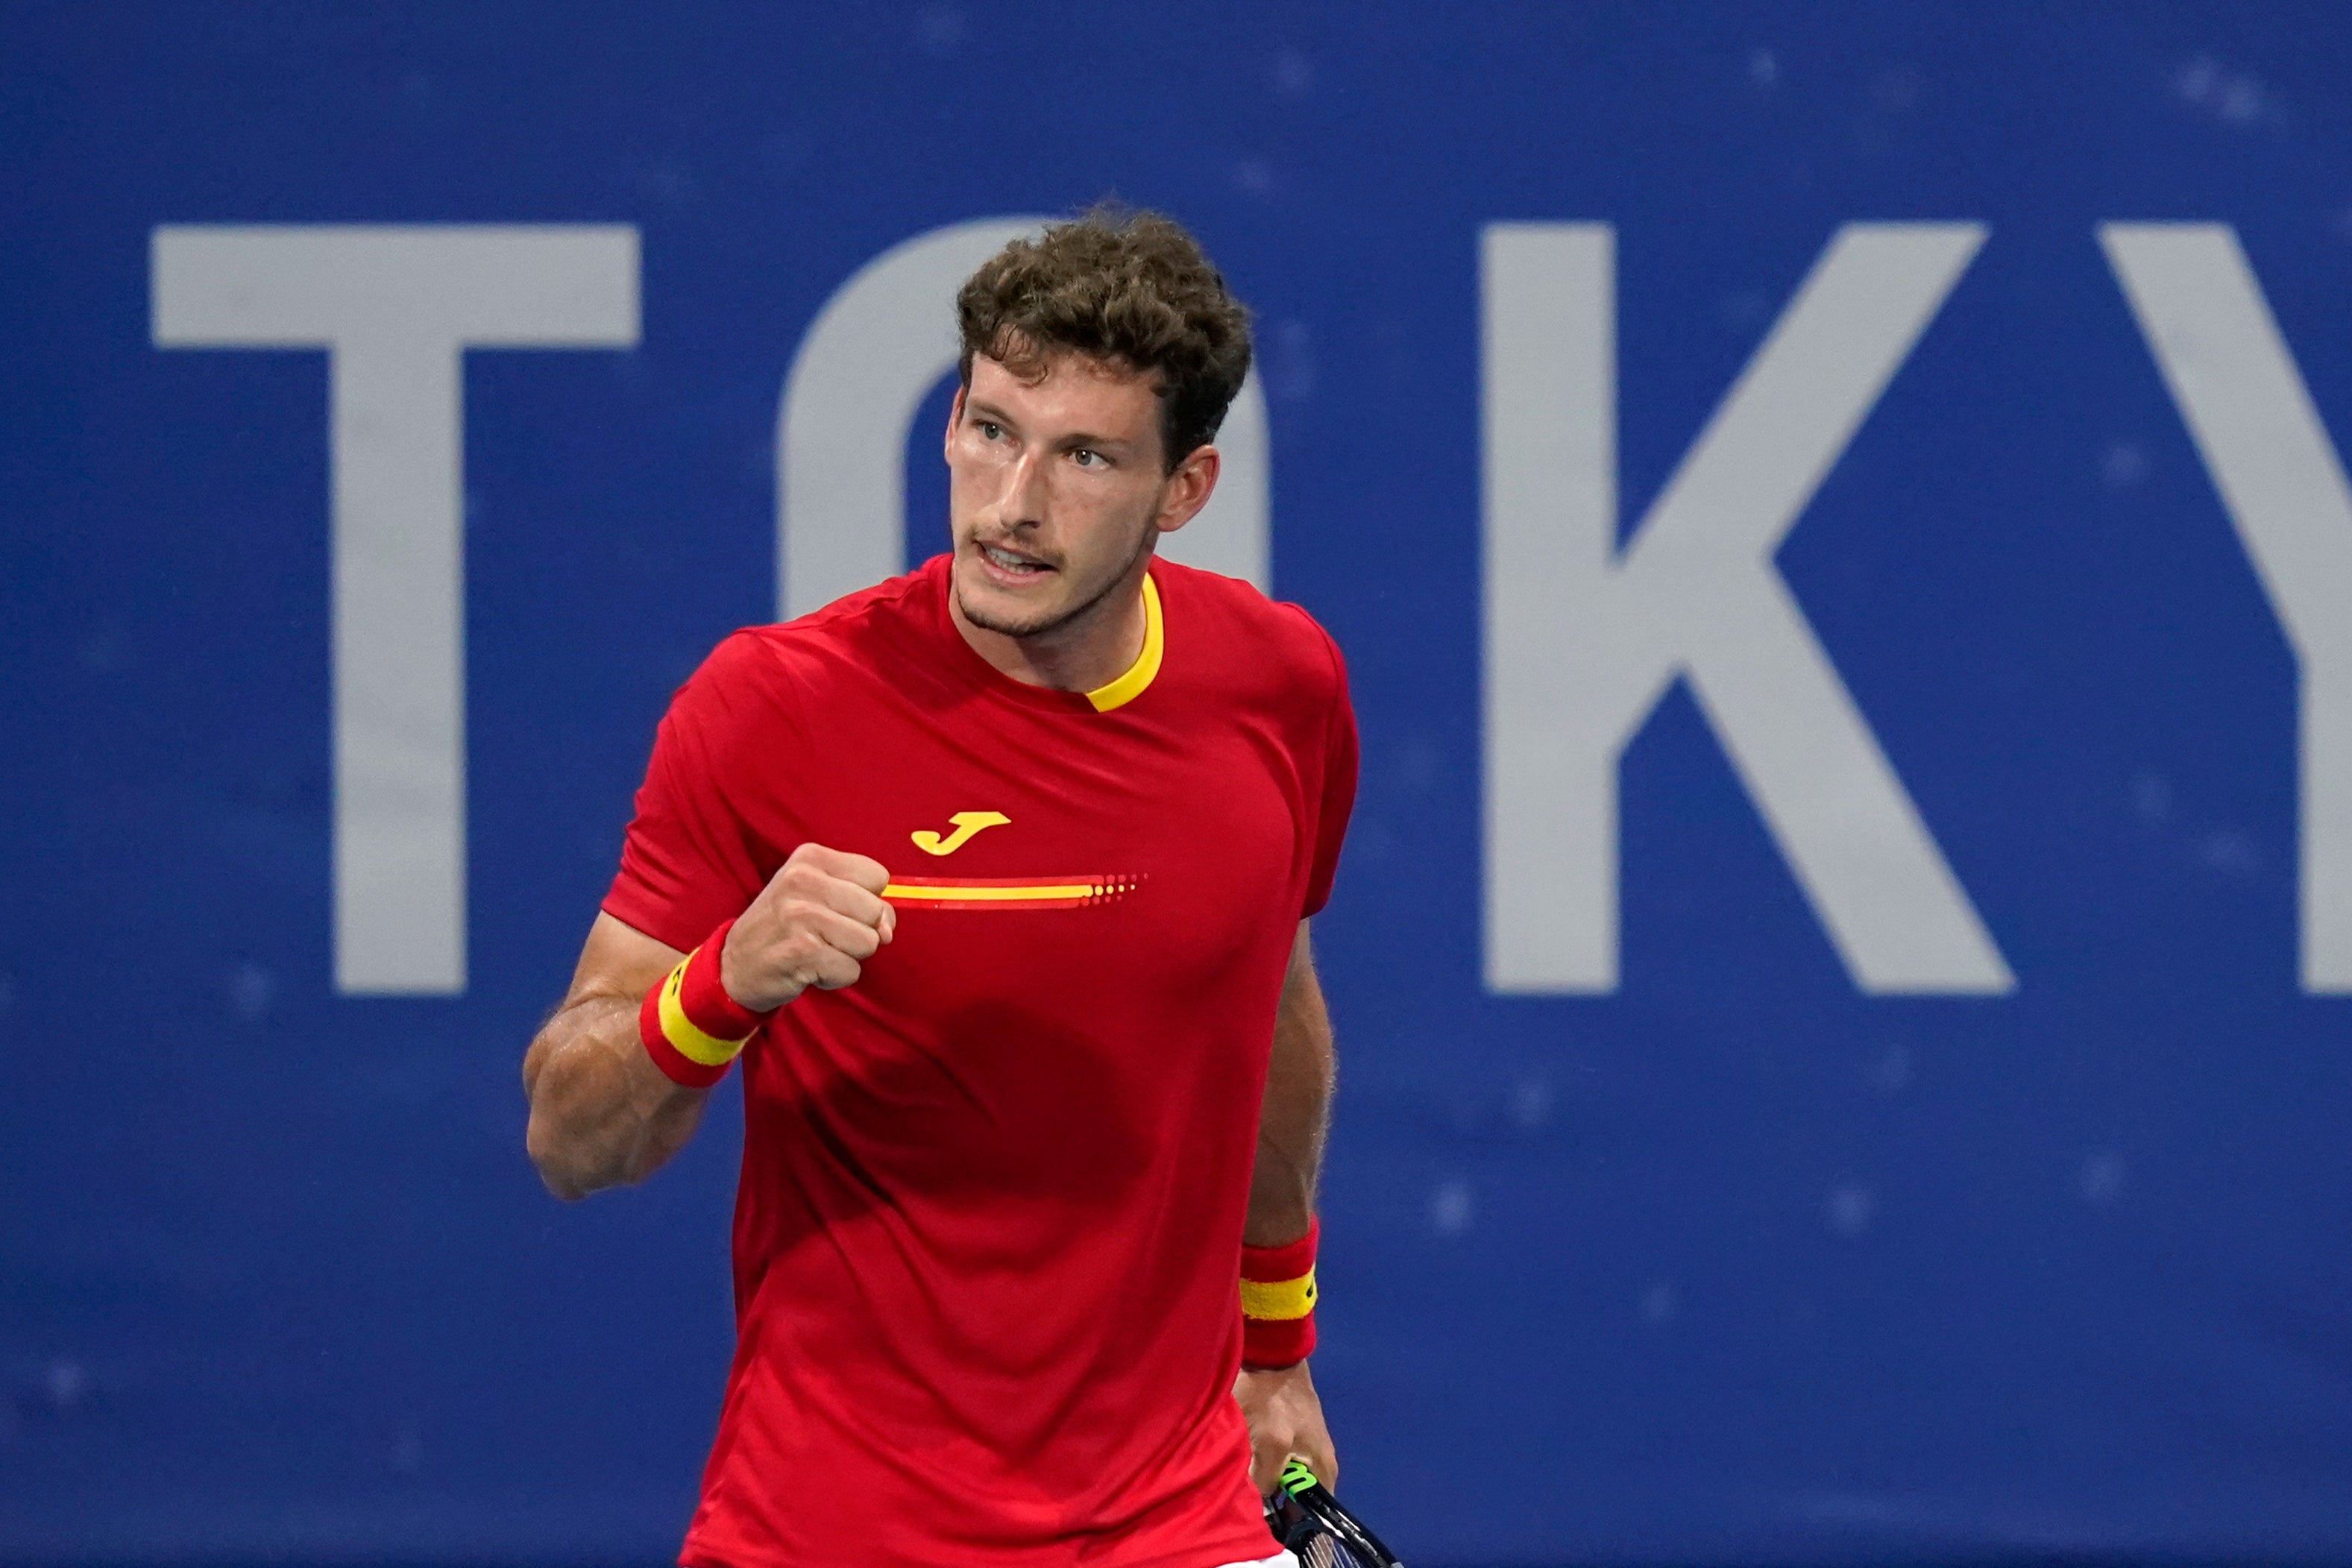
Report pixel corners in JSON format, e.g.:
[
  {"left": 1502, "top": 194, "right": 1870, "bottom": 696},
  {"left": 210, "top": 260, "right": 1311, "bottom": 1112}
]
[{"left": 881, "top": 875, "right": 1144, "bottom": 911}]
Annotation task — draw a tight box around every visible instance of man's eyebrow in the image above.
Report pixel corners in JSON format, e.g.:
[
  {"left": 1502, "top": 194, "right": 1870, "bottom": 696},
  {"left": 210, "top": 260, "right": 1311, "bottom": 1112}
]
[
  {"left": 963, "top": 398, "right": 1137, "bottom": 453},
  {"left": 1052, "top": 429, "right": 1137, "bottom": 452}
]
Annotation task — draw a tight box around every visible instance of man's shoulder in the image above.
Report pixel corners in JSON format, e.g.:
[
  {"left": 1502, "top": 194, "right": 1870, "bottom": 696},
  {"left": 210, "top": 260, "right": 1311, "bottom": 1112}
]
[
  {"left": 1154, "top": 558, "right": 1345, "bottom": 700},
  {"left": 662, "top": 570, "right": 938, "bottom": 752},
  {"left": 697, "top": 569, "right": 934, "bottom": 682}
]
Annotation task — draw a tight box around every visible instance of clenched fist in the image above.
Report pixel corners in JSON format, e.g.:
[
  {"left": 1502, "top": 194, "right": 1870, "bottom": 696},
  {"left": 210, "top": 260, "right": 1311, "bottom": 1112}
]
[{"left": 720, "top": 843, "right": 896, "bottom": 1013}]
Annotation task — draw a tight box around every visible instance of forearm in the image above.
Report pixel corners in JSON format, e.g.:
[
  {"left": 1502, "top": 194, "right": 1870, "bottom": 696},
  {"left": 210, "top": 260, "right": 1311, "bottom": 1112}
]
[
  {"left": 522, "top": 995, "right": 710, "bottom": 1200},
  {"left": 1233, "top": 928, "right": 1338, "bottom": 1482},
  {"left": 1247, "top": 925, "right": 1333, "bottom": 1246}
]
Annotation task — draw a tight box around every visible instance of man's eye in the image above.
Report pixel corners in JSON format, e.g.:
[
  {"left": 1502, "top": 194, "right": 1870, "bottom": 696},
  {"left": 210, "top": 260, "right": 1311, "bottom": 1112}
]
[
  {"left": 978, "top": 421, "right": 1004, "bottom": 441},
  {"left": 1072, "top": 448, "right": 1102, "bottom": 467}
]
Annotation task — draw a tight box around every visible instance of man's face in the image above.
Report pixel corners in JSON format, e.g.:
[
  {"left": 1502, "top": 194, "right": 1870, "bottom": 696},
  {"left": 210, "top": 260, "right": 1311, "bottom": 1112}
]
[{"left": 945, "top": 350, "right": 1197, "bottom": 640}]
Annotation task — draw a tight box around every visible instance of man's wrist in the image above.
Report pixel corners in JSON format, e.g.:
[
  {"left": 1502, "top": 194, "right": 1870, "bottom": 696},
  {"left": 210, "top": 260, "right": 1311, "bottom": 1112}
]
[
  {"left": 640, "top": 919, "right": 776, "bottom": 1087},
  {"left": 1240, "top": 1216, "right": 1319, "bottom": 1369}
]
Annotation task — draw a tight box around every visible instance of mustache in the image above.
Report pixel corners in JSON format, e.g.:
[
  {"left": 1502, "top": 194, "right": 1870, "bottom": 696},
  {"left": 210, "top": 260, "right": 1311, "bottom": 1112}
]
[{"left": 969, "top": 535, "right": 1060, "bottom": 568}]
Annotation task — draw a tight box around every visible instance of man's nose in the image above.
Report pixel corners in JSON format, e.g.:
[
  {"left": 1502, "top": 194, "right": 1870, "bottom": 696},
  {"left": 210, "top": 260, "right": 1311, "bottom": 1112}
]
[{"left": 996, "top": 447, "right": 1050, "bottom": 529}]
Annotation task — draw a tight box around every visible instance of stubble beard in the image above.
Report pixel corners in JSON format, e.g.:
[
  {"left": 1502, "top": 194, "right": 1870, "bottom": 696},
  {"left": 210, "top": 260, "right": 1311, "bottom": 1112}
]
[{"left": 955, "top": 524, "right": 1159, "bottom": 643}]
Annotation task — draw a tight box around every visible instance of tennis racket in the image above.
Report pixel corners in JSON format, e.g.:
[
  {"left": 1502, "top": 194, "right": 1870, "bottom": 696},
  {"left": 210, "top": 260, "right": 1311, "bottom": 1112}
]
[{"left": 1263, "top": 1457, "right": 1406, "bottom": 1567}]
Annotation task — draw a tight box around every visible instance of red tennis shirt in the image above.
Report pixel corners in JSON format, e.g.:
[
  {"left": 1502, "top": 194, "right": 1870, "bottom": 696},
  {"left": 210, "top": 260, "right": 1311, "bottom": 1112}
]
[{"left": 600, "top": 554, "right": 1358, "bottom": 1568}]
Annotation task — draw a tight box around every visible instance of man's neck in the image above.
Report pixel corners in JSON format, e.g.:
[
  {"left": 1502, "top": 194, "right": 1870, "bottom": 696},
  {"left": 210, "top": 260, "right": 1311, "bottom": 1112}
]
[{"left": 949, "top": 554, "right": 1151, "bottom": 694}]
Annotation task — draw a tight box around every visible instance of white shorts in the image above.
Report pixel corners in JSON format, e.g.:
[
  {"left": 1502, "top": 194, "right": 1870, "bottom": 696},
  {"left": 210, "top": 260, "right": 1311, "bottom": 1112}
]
[{"left": 1218, "top": 1555, "right": 1298, "bottom": 1568}]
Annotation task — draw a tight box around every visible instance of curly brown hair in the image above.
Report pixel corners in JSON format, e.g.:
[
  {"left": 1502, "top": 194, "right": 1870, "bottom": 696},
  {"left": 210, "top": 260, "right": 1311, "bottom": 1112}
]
[{"left": 956, "top": 205, "right": 1254, "bottom": 473}]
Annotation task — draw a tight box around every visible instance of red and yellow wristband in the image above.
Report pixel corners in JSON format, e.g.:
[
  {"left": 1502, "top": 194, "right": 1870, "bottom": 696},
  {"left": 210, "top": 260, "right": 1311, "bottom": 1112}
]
[
  {"left": 638, "top": 918, "right": 772, "bottom": 1088},
  {"left": 1239, "top": 1217, "right": 1318, "bottom": 1369}
]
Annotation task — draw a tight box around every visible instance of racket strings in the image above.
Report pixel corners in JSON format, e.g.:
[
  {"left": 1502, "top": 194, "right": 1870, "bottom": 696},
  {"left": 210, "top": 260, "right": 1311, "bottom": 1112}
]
[
  {"left": 1292, "top": 1528, "right": 1377, "bottom": 1568},
  {"left": 1265, "top": 1483, "right": 1401, "bottom": 1568}
]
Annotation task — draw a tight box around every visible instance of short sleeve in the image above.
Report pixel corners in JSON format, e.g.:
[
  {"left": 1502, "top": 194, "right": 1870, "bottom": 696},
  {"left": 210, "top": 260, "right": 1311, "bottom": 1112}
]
[
  {"left": 601, "top": 633, "right": 789, "bottom": 952},
  {"left": 1299, "top": 623, "right": 1359, "bottom": 919}
]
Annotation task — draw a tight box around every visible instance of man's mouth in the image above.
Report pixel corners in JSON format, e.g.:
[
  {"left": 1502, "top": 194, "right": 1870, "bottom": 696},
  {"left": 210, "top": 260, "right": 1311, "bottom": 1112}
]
[{"left": 976, "top": 541, "right": 1054, "bottom": 582}]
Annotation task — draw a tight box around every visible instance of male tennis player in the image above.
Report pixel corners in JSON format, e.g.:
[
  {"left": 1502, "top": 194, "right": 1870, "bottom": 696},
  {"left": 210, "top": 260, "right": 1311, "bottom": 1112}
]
[{"left": 523, "top": 207, "right": 1356, "bottom": 1568}]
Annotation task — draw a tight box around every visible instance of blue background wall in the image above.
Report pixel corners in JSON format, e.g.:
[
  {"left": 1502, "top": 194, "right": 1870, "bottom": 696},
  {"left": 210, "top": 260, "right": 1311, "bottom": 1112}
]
[{"left": 6, "top": 2, "right": 2352, "bottom": 1561}]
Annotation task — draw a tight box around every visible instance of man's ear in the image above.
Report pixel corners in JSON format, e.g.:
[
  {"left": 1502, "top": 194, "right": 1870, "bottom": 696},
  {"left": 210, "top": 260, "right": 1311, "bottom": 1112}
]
[{"left": 1154, "top": 444, "right": 1221, "bottom": 536}]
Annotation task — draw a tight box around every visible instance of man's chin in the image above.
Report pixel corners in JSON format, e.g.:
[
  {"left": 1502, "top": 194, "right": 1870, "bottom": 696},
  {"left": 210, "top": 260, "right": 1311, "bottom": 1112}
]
[{"left": 953, "top": 568, "right": 1068, "bottom": 639}]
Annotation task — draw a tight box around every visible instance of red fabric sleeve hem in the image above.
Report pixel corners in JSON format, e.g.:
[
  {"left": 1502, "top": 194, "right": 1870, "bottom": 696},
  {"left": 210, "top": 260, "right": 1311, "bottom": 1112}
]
[
  {"left": 600, "top": 889, "right": 726, "bottom": 963},
  {"left": 1295, "top": 614, "right": 1356, "bottom": 919}
]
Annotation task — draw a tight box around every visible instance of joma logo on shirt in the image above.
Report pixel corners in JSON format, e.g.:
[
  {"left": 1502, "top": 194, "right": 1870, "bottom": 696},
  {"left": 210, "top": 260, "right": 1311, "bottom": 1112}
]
[{"left": 910, "top": 810, "right": 1010, "bottom": 856}]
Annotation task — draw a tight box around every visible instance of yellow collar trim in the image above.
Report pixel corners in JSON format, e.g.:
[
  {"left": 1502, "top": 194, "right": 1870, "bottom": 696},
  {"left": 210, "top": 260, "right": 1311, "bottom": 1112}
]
[{"left": 1084, "top": 572, "right": 1163, "bottom": 714}]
